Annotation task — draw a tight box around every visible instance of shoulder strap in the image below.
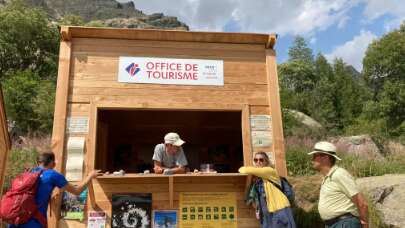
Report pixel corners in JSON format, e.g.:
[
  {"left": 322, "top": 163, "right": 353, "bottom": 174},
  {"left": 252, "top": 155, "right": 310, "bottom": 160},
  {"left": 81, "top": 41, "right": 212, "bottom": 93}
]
[
  {"left": 34, "top": 168, "right": 47, "bottom": 227},
  {"left": 33, "top": 210, "right": 47, "bottom": 228},
  {"left": 268, "top": 179, "right": 282, "bottom": 191}
]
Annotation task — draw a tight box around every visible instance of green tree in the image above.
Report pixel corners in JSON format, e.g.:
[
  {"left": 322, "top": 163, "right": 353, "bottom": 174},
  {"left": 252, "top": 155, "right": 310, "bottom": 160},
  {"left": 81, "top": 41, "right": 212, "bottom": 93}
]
[
  {"left": 360, "top": 21, "right": 405, "bottom": 140},
  {"left": 2, "top": 70, "right": 55, "bottom": 134},
  {"left": 0, "top": 0, "right": 59, "bottom": 79},
  {"left": 288, "top": 36, "right": 314, "bottom": 64},
  {"left": 279, "top": 37, "right": 318, "bottom": 115},
  {"left": 330, "top": 59, "right": 366, "bottom": 131},
  {"left": 311, "top": 54, "right": 338, "bottom": 129},
  {"left": 363, "top": 22, "right": 405, "bottom": 98}
]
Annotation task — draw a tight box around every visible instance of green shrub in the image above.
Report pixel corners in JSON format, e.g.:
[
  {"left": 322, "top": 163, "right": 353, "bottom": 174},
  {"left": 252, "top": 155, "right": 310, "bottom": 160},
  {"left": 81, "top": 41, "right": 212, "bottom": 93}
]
[
  {"left": 286, "top": 146, "right": 317, "bottom": 176},
  {"left": 293, "top": 206, "right": 323, "bottom": 228},
  {"left": 3, "top": 148, "right": 38, "bottom": 192}
]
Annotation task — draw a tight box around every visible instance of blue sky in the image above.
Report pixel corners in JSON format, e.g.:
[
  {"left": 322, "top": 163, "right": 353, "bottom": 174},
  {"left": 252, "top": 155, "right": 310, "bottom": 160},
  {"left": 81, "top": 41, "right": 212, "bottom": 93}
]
[{"left": 125, "top": 0, "right": 405, "bottom": 71}]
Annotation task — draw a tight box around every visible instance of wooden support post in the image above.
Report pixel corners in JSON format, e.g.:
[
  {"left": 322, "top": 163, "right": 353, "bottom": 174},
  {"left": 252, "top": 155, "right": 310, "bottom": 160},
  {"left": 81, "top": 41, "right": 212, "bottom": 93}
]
[
  {"left": 49, "top": 39, "right": 72, "bottom": 228},
  {"left": 169, "top": 176, "right": 174, "bottom": 209},
  {"left": 265, "top": 49, "right": 287, "bottom": 177},
  {"left": 0, "top": 87, "right": 11, "bottom": 227},
  {"left": 86, "top": 100, "right": 98, "bottom": 212},
  {"left": 0, "top": 87, "right": 11, "bottom": 197},
  {"left": 242, "top": 104, "right": 253, "bottom": 166}
]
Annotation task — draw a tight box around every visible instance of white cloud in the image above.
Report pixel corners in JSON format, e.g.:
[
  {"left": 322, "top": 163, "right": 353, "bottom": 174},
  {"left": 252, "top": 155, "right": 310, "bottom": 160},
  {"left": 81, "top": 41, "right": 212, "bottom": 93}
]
[
  {"left": 126, "top": 0, "right": 405, "bottom": 35},
  {"left": 131, "top": 0, "right": 359, "bottom": 35},
  {"left": 325, "top": 30, "right": 377, "bottom": 71},
  {"left": 362, "top": 0, "right": 405, "bottom": 31}
]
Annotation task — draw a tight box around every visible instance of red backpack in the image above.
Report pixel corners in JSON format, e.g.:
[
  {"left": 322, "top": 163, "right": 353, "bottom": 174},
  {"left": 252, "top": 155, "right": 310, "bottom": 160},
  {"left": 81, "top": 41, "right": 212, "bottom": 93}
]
[{"left": 0, "top": 169, "right": 47, "bottom": 227}]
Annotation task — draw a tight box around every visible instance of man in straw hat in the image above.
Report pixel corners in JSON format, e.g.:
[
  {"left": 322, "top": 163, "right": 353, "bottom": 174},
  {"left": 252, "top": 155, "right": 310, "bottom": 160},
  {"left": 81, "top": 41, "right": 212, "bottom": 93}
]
[
  {"left": 152, "top": 132, "right": 188, "bottom": 174},
  {"left": 308, "top": 141, "right": 368, "bottom": 228}
]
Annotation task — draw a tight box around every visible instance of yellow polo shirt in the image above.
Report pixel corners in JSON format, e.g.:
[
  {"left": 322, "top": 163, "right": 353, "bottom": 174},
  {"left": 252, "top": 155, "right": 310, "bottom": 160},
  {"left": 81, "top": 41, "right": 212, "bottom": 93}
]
[{"left": 318, "top": 166, "right": 360, "bottom": 220}]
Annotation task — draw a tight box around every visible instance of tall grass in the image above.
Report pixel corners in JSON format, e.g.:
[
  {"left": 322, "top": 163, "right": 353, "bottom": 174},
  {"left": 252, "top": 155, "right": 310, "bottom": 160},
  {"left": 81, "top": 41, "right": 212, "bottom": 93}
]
[
  {"left": 339, "top": 154, "right": 405, "bottom": 177},
  {"left": 286, "top": 144, "right": 405, "bottom": 178}
]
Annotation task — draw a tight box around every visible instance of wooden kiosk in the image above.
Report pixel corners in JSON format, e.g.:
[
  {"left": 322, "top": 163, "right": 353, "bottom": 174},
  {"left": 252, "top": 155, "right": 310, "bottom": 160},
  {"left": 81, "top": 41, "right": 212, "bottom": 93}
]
[{"left": 51, "top": 26, "right": 286, "bottom": 228}]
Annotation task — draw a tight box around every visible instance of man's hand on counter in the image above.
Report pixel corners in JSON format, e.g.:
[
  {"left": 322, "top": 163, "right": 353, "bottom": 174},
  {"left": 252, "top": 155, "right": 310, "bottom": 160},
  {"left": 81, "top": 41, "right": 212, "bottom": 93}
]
[{"left": 154, "top": 166, "right": 163, "bottom": 174}]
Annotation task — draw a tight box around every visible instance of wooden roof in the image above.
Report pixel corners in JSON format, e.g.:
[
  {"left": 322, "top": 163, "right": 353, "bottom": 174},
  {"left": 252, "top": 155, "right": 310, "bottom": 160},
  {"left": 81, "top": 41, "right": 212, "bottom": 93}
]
[{"left": 60, "top": 26, "right": 277, "bottom": 49}]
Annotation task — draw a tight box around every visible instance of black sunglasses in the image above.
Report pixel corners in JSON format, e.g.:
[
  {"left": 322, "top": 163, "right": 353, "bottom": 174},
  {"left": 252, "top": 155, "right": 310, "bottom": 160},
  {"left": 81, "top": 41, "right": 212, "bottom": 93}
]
[{"left": 253, "top": 158, "right": 265, "bottom": 163}]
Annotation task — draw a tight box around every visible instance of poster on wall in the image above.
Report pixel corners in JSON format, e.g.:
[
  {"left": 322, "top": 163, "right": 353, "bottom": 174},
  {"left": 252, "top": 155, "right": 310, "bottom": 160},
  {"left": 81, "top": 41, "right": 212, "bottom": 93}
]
[
  {"left": 118, "top": 57, "right": 224, "bottom": 86},
  {"left": 250, "top": 115, "right": 273, "bottom": 148},
  {"left": 67, "top": 116, "right": 89, "bottom": 133},
  {"left": 112, "top": 193, "right": 152, "bottom": 228},
  {"left": 179, "top": 192, "right": 237, "bottom": 228},
  {"left": 251, "top": 130, "right": 272, "bottom": 147},
  {"left": 88, "top": 211, "right": 107, "bottom": 228},
  {"left": 250, "top": 115, "right": 271, "bottom": 131},
  {"left": 153, "top": 210, "right": 177, "bottom": 228},
  {"left": 66, "top": 136, "right": 85, "bottom": 181},
  {"left": 61, "top": 189, "right": 87, "bottom": 221}
]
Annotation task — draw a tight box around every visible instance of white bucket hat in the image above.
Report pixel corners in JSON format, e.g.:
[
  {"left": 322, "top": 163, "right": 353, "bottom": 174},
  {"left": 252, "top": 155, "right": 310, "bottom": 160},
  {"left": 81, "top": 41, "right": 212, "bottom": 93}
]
[
  {"left": 307, "top": 141, "right": 341, "bottom": 160},
  {"left": 164, "top": 132, "right": 185, "bottom": 146}
]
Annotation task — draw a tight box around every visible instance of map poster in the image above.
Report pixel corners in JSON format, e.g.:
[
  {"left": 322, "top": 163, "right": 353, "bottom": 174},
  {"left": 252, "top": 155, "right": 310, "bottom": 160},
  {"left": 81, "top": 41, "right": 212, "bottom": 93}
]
[{"left": 179, "top": 192, "right": 237, "bottom": 228}]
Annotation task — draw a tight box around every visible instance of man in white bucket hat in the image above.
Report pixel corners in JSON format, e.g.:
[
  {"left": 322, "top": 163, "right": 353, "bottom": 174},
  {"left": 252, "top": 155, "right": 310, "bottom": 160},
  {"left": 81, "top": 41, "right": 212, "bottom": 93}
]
[
  {"left": 152, "top": 132, "right": 188, "bottom": 175},
  {"left": 308, "top": 141, "right": 368, "bottom": 228}
]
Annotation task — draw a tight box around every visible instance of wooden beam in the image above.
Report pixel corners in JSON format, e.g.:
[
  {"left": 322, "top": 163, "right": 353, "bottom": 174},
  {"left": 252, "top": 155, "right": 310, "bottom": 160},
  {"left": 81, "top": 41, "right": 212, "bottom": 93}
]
[
  {"left": 93, "top": 99, "right": 245, "bottom": 111},
  {"left": 85, "top": 99, "right": 98, "bottom": 212},
  {"left": 66, "top": 26, "right": 276, "bottom": 46},
  {"left": 265, "top": 49, "right": 287, "bottom": 177},
  {"left": 169, "top": 176, "right": 174, "bottom": 209},
  {"left": 49, "top": 40, "right": 72, "bottom": 228},
  {"left": 242, "top": 104, "right": 253, "bottom": 166},
  {"left": 0, "top": 86, "right": 11, "bottom": 197},
  {"left": 60, "top": 26, "right": 71, "bottom": 41},
  {"left": 266, "top": 35, "right": 277, "bottom": 49}
]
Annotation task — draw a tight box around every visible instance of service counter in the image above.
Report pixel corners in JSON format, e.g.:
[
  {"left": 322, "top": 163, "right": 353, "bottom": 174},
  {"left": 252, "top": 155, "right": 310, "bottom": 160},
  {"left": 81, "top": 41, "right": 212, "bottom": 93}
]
[{"left": 60, "top": 173, "right": 259, "bottom": 228}]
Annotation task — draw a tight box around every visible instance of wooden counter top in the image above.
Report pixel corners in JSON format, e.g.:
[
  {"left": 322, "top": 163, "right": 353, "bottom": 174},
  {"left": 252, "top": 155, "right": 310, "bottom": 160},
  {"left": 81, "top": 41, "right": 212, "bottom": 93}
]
[{"left": 96, "top": 173, "right": 248, "bottom": 179}]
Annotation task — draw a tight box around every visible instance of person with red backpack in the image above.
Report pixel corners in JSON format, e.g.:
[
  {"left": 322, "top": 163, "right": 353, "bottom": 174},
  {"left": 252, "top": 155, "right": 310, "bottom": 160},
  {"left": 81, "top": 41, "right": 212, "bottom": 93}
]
[{"left": 1, "top": 152, "right": 101, "bottom": 228}]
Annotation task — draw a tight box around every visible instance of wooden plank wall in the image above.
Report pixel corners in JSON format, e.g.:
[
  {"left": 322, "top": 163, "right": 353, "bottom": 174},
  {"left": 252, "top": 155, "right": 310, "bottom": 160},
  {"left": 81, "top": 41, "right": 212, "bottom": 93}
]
[
  {"left": 67, "top": 37, "right": 273, "bottom": 152},
  {"left": 59, "top": 37, "right": 278, "bottom": 227}
]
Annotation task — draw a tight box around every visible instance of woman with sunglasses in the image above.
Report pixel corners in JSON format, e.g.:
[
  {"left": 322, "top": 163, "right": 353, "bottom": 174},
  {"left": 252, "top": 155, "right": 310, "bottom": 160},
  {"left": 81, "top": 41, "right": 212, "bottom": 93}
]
[{"left": 239, "top": 152, "right": 296, "bottom": 228}]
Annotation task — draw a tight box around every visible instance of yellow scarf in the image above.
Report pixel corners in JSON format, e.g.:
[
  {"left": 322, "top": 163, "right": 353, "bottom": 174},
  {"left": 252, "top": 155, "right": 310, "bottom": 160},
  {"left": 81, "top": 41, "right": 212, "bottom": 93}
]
[{"left": 239, "top": 166, "right": 290, "bottom": 212}]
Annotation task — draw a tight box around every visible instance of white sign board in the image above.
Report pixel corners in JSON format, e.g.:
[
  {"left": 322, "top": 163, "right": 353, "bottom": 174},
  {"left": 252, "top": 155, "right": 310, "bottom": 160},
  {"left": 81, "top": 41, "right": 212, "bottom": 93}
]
[
  {"left": 67, "top": 117, "right": 89, "bottom": 133},
  {"left": 251, "top": 131, "right": 272, "bottom": 147},
  {"left": 250, "top": 115, "right": 271, "bottom": 131},
  {"left": 118, "top": 57, "right": 224, "bottom": 86}
]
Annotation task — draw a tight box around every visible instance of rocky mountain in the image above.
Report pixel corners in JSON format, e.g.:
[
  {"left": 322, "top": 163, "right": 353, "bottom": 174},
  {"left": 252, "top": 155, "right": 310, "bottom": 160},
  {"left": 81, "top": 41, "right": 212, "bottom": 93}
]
[{"left": 3, "top": 0, "right": 189, "bottom": 30}]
